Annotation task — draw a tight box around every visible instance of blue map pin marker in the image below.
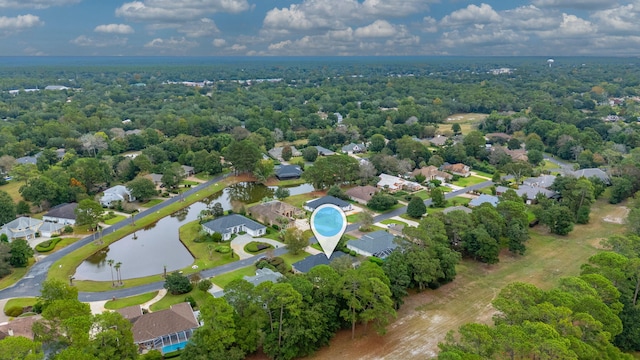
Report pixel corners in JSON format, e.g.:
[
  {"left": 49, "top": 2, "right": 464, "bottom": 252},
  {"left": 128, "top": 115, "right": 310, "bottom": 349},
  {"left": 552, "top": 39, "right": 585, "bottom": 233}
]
[{"left": 310, "top": 203, "right": 347, "bottom": 259}]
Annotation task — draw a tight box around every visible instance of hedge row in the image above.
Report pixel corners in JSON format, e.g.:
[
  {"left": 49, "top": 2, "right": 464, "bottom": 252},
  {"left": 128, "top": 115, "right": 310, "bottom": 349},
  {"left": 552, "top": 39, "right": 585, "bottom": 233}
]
[{"left": 35, "top": 237, "right": 62, "bottom": 252}]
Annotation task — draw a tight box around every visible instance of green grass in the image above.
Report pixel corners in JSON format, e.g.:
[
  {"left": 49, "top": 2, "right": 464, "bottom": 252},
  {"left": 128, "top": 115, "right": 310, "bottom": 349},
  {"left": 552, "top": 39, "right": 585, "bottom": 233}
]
[
  {"left": 4, "top": 298, "right": 37, "bottom": 313},
  {"left": 262, "top": 227, "right": 284, "bottom": 241},
  {"left": 452, "top": 176, "right": 488, "bottom": 187},
  {"left": 48, "top": 237, "right": 80, "bottom": 253},
  {"left": 104, "top": 215, "right": 126, "bottom": 225},
  {"left": 274, "top": 178, "right": 307, "bottom": 186},
  {"left": 104, "top": 291, "right": 158, "bottom": 310},
  {"left": 288, "top": 156, "right": 304, "bottom": 164},
  {"left": 372, "top": 203, "right": 405, "bottom": 214},
  {"left": 195, "top": 173, "right": 213, "bottom": 181},
  {"left": 150, "top": 289, "right": 212, "bottom": 312},
  {"left": 540, "top": 160, "right": 561, "bottom": 171},
  {"left": 244, "top": 241, "right": 274, "bottom": 254},
  {"left": 210, "top": 266, "right": 256, "bottom": 288},
  {"left": 180, "top": 180, "right": 200, "bottom": 186},
  {"left": 413, "top": 190, "right": 430, "bottom": 200},
  {"left": 472, "top": 170, "right": 494, "bottom": 178},
  {"left": 311, "top": 243, "right": 322, "bottom": 251},
  {"left": 48, "top": 178, "right": 235, "bottom": 292},
  {"left": 284, "top": 193, "right": 316, "bottom": 209},
  {"left": 140, "top": 199, "right": 164, "bottom": 208},
  {"left": 380, "top": 219, "right": 408, "bottom": 227},
  {"left": 346, "top": 214, "right": 360, "bottom": 223},
  {"left": 0, "top": 258, "right": 35, "bottom": 290},
  {"left": 280, "top": 251, "right": 311, "bottom": 270},
  {"left": 0, "top": 181, "right": 23, "bottom": 202}
]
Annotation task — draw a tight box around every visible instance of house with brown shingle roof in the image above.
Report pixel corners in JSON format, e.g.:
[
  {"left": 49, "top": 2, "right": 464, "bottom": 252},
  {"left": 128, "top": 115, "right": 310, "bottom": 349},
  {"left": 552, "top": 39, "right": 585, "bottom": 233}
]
[
  {"left": 442, "top": 163, "right": 471, "bottom": 177},
  {"left": 247, "top": 200, "right": 303, "bottom": 228},
  {"left": 120, "top": 302, "right": 200, "bottom": 354},
  {"left": 0, "top": 315, "right": 41, "bottom": 340},
  {"left": 345, "top": 185, "right": 378, "bottom": 204},
  {"left": 411, "top": 166, "right": 453, "bottom": 183}
]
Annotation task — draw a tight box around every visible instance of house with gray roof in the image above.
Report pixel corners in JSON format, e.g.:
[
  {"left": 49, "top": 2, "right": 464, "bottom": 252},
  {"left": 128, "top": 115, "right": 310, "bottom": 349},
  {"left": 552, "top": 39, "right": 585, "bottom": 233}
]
[
  {"left": 571, "top": 168, "right": 610, "bottom": 185},
  {"left": 275, "top": 165, "right": 302, "bottom": 180},
  {"left": 523, "top": 175, "right": 557, "bottom": 189},
  {"left": 15, "top": 156, "right": 37, "bottom": 165},
  {"left": 100, "top": 185, "right": 135, "bottom": 207},
  {"left": 341, "top": 143, "right": 366, "bottom": 154},
  {"left": 303, "top": 196, "right": 352, "bottom": 212},
  {"left": 515, "top": 185, "right": 557, "bottom": 205},
  {"left": 43, "top": 202, "right": 78, "bottom": 225},
  {"left": 427, "top": 135, "right": 448, "bottom": 147},
  {"left": 202, "top": 214, "right": 266, "bottom": 241},
  {"left": 292, "top": 251, "right": 350, "bottom": 274},
  {"left": 210, "top": 268, "right": 283, "bottom": 298},
  {"left": 443, "top": 206, "right": 472, "bottom": 214},
  {"left": 314, "top": 146, "right": 335, "bottom": 156},
  {"left": 268, "top": 146, "right": 302, "bottom": 161},
  {"left": 347, "top": 230, "right": 397, "bottom": 258},
  {"left": 469, "top": 194, "right": 499, "bottom": 207},
  {"left": 0, "top": 217, "right": 43, "bottom": 241},
  {"left": 39, "top": 222, "right": 65, "bottom": 238}
]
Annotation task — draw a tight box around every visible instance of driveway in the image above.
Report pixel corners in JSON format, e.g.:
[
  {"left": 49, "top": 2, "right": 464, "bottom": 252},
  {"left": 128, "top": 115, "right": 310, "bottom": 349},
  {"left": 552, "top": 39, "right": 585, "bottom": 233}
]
[{"left": 230, "top": 234, "right": 285, "bottom": 260}]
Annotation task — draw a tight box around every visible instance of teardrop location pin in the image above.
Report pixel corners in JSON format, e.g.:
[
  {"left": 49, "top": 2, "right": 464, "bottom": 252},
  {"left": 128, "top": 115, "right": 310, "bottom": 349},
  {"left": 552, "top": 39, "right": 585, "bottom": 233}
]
[{"left": 310, "top": 204, "right": 347, "bottom": 259}]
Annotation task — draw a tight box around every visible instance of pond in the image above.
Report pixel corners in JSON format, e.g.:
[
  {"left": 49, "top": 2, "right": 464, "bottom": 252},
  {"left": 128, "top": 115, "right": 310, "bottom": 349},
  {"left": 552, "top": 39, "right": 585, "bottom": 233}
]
[{"left": 74, "top": 182, "right": 313, "bottom": 281}]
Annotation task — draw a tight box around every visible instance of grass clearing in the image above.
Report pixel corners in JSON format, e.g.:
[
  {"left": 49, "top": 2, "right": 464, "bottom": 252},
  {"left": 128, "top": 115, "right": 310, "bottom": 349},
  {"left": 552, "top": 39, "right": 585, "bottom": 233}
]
[
  {"left": 308, "top": 199, "right": 627, "bottom": 360},
  {"left": 284, "top": 193, "right": 316, "bottom": 208},
  {"left": 413, "top": 190, "right": 430, "bottom": 200},
  {"left": 48, "top": 237, "right": 80, "bottom": 253},
  {"left": 380, "top": 219, "right": 408, "bottom": 227},
  {"left": 139, "top": 199, "right": 163, "bottom": 208},
  {"left": 48, "top": 178, "right": 235, "bottom": 292},
  {"left": 104, "top": 291, "right": 158, "bottom": 310},
  {"left": 280, "top": 251, "right": 311, "bottom": 270},
  {"left": 0, "top": 258, "right": 34, "bottom": 290},
  {"left": 104, "top": 215, "right": 126, "bottom": 225},
  {"left": 452, "top": 176, "right": 488, "bottom": 187},
  {"left": 0, "top": 181, "right": 23, "bottom": 202},
  {"left": 150, "top": 289, "right": 212, "bottom": 312},
  {"left": 210, "top": 266, "right": 256, "bottom": 288},
  {"left": 4, "top": 298, "right": 37, "bottom": 313}
]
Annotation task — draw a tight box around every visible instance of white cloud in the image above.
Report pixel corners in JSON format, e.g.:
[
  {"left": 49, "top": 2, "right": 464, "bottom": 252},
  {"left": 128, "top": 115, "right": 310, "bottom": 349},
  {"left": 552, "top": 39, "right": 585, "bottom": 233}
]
[
  {"left": 70, "top": 35, "right": 128, "bottom": 47},
  {"left": 23, "top": 46, "right": 45, "bottom": 55},
  {"left": 116, "top": 0, "right": 250, "bottom": 22},
  {"left": 441, "top": 3, "right": 501, "bottom": 26},
  {"left": 0, "top": 0, "right": 79, "bottom": 9},
  {"left": 268, "top": 40, "right": 291, "bottom": 50},
  {"left": 501, "top": 6, "right": 556, "bottom": 31},
  {"left": 263, "top": 0, "right": 435, "bottom": 32},
  {"left": 94, "top": 24, "right": 134, "bottom": 34},
  {"left": 212, "top": 38, "right": 226, "bottom": 47},
  {"left": 592, "top": 4, "right": 640, "bottom": 33},
  {"left": 354, "top": 20, "right": 397, "bottom": 38},
  {"left": 0, "top": 14, "right": 42, "bottom": 33},
  {"left": 177, "top": 18, "right": 219, "bottom": 37},
  {"left": 230, "top": 43, "right": 246, "bottom": 51},
  {"left": 422, "top": 16, "right": 437, "bottom": 33},
  {"left": 532, "top": 0, "right": 617, "bottom": 10},
  {"left": 537, "top": 13, "right": 596, "bottom": 38},
  {"left": 144, "top": 36, "right": 197, "bottom": 49}
]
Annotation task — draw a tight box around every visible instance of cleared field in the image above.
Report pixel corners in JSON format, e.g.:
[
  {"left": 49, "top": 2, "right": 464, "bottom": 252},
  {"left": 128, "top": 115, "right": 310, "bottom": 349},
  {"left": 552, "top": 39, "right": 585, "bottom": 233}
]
[
  {"left": 302, "top": 199, "right": 625, "bottom": 360},
  {"left": 210, "top": 266, "right": 256, "bottom": 288},
  {"left": 436, "top": 113, "right": 488, "bottom": 135},
  {"left": 104, "top": 291, "right": 158, "bottom": 310},
  {"left": 0, "top": 181, "right": 23, "bottom": 202}
]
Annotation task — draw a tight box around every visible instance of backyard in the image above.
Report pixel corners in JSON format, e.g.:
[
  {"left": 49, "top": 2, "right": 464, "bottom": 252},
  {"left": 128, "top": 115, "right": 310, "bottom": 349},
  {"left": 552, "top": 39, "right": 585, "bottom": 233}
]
[{"left": 301, "top": 199, "right": 627, "bottom": 360}]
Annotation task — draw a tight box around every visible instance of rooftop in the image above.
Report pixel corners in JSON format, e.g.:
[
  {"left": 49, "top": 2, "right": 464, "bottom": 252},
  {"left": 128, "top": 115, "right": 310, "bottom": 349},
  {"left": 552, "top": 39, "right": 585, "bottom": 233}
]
[{"left": 202, "top": 214, "right": 266, "bottom": 234}]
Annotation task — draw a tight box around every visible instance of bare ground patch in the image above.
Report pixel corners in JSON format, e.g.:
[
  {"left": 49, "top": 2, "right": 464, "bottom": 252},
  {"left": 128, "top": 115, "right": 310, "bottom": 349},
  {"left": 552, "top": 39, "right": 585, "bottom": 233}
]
[{"left": 602, "top": 206, "right": 629, "bottom": 224}]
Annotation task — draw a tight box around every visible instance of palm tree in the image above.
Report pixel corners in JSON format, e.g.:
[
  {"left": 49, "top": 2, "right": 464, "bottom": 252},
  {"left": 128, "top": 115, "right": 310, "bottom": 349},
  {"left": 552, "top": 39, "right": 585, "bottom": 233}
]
[
  {"left": 115, "top": 262, "right": 122, "bottom": 286},
  {"left": 107, "top": 259, "right": 115, "bottom": 287}
]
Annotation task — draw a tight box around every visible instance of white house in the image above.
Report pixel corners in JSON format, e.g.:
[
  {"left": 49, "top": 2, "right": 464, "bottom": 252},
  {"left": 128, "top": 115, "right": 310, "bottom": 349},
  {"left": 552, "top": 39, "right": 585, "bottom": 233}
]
[
  {"left": 202, "top": 214, "right": 266, "bottom": 241},
  {"left": 0, "top": 217, "right": 43, "bottom": 241},
  {"left": 43, "top": 203, "right": 78, "bottom": 225},
  {"left": 341, "top": 143, "right": 366, "bottom": 154},
  {"left": 377, "top": 174, "right": 421, "bottom": 193},
  {"left": 100, "top": 185, "right": 135, "bottom": 207}
]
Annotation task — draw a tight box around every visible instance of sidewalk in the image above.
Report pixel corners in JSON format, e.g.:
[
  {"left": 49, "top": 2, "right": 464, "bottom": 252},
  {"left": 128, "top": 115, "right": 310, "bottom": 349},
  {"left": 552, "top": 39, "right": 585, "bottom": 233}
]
[{"left": 87, "top": 289, "right": 167, "bottom": 315}]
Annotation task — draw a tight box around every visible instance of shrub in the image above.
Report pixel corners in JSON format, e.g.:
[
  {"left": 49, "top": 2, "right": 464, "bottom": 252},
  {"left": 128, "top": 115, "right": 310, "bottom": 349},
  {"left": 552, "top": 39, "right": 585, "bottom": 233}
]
[
  {"left": 35, "top": 238, "right": 62, "bottom": 252},
  {"left": 245, "top": 241, "right": 273, "bottom": 253},
  {"left": 197, "top": 279, "right": 212, "bottom": 292},
  {"left": 349, "top": 250, "right": 357, "bottom": 256},
  {"left": 63, "top": 225, "right": 74, "bottom": 234},
  {"left": 368, "top": 256, "right": 384, "bottom": 265},
  {"left": 215, "top": 246, "right": 231, "bottom": 254},
  {"left": 4, "top": 306, "right": 23, "bottom": 317},
  {"left": 184, "top": 296, "right": 196, "bottom": 308},
  {"left": 32, "top": 302, "right": 43, "bottom": 314}
]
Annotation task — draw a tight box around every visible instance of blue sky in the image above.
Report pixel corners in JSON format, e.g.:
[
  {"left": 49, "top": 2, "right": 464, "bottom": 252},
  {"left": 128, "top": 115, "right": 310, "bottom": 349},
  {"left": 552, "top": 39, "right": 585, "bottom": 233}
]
[{"left": 0, "top": 0, "right": 635, "bottom": 56}]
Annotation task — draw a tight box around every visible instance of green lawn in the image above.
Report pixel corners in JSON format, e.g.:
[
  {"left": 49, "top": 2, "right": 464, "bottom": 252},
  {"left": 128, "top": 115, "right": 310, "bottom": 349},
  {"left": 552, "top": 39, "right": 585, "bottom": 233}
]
[
  {"left": 413, "top": 190, "right": 430, "bottom": 200},
  {"left": 472, "top": 170, "right": 495, "bottom": 178},
  {"left": 284, "top": 193, "right": 316, "bottom": 209},
  {"left": 452, "top": 175, "right": 488, "bottom": 187},
  {"left": 48, "top": 237, "right": 80, "bottom": 253},
  {"left": 0, "top": 181, "right": 23, "bottom": 202},
  {"left": 195, "top": 173, "right": 213, "bottom": 181},
  {"left": 274, "top": 178, "right": 307, "bottom": 187},
  {"left": 0, "top": 258, "right": 34, "bottom": 290},
  {"left": 150, "top": 289, "right": 212, "bottom": 312},
  {"left": 178, "top": 221, "right": 238, "bottom": 270},
  {"left": 48, "top": 178, "right": 235, "bottom": 292},
  {"left": 104, "top": 215, "right": 126, "bottom": 225},
  {"left": 180, "top": 180, "right": 200, "bottom": 186},
  {"left": 210, "top": 266, "right": 256, "bottom": 288},
  {"left": 140, "top": 199, "right": 163, "bottom": 208},
  {"left": 104, "top": 291, "right": 158, "bottom": 310},
  {"left": 422, "top": 197, "right": 471, "bottom": 214},
  {"left": 4, "top": 298, "right": 37, "bottom": 313},
  {"left": 380, "top": 219, "right": 409, "bottom": 227},
  {"left": 280, "top": 251, "right": 311, "bottom": 270},
  {"left": 346, "top": 214, "right": 360, "bottom": 223}
]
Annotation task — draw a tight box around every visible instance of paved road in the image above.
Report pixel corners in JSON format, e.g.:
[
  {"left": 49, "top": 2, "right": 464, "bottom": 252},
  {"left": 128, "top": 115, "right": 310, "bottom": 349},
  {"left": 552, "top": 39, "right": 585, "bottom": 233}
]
[
  {"left": 0, "top": 173, "right": 230, "bottom": 300},
  {"left": 543, "top": 155, "right": 575, "bottom": 173},
  {"left": 0, "top": 178, "right": 492, "bottom": 302}
]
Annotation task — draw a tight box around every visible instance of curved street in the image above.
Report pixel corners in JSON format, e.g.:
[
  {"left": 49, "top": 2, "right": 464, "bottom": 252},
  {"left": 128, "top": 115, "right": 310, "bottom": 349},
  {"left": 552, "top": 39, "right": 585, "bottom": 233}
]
[{"left": 0, "top": 177, "right": 493, "bottom": 302}]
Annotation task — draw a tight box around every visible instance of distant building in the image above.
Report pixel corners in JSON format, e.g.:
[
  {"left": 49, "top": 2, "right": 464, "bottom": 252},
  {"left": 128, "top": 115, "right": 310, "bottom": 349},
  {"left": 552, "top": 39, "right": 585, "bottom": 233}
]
[
  {"left": 0, "top": 217, "right": 44, "bottom": 241},
  {"left": 314, "top": 146, "right": 335, "bottom": 156},
  {"left": 202, "top": 214, "right": 266, "bottom": 241},
  {"left": 268, "top": 146, "right": 302, "bottom": 161},
  {"left": 248, "top": 200, "right": 303, "bottom": 228},
  {"left": 347, "top": 230, "right": 397, "bottom": 258},
  {"left": 377, "top": 174, "right": 421, "bottom": 193},
  {"left": 44, "top": 85, "right": 69, "bottom": 91},
  {"left": 442, "top": 163, "right": 471, "bottom": 177},
  {"left": 303, "top": 196, "right": 352, "bottom": 212},
  {"left": 292, "top": 251, "right": 351, "bottom": 274},
  {"left": 468, "top": 194, "right": 499, "bottom": 207},
  {"left": 442, "top": 206, "right": 472, "bottom": 214},
  {"left": 341, "top": 143, "right": 366, "bottom": 154},
  {"left": 15, "top": 156, "right": 37, "bottom": 165},
  {"left": 345, "top": 185, "right": 378, "bottom": 204},
  {"left": 411, "top": 166, "right": 453, "bottom": 183},
  {"left": 100, "top": 185, "right": 135, "bottom": 207},
  {"left": 571, "top": 168, "right": 610, "bottom": 185},
  {"left": 43, "top": 203, "right": 78, "bottom": 225},
  {"left": 210, "top": 268, "right": 283, "bottom": 298},
  {"left": 275, "top": 165, "right": 302, "bottom": 180}
]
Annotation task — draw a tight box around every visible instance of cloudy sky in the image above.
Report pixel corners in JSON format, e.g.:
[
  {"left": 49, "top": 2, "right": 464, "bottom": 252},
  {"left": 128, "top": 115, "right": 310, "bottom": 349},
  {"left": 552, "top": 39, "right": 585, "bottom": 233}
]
[{"left": 0, "top": 0, "right": 639, "bottom": 56}]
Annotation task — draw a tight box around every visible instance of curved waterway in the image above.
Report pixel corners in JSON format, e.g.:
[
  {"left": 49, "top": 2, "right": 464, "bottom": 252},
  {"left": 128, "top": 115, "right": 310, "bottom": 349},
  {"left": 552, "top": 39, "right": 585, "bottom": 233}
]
[{"left": 74, "top": 182, "right": 313, "bottom": 281}]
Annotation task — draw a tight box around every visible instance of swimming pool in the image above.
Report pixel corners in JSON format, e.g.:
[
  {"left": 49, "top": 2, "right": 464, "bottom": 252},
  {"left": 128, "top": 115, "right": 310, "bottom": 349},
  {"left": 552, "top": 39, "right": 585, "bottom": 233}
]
[{"left": 162, "top": 341, "right": 188, "bottom": 354}]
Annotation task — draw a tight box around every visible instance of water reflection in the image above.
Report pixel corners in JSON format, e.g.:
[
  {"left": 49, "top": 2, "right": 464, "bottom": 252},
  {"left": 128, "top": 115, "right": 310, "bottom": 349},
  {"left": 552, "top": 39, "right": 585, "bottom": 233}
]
[{"left": 74, "top": 182, "right": 313, "bottom": 281}]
